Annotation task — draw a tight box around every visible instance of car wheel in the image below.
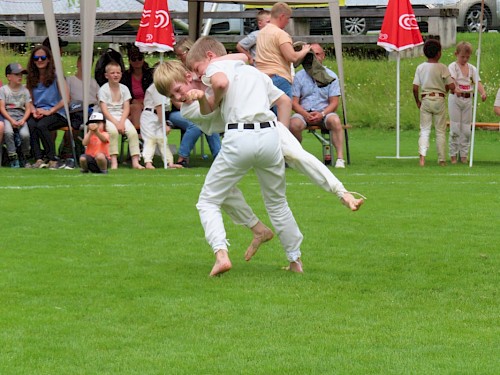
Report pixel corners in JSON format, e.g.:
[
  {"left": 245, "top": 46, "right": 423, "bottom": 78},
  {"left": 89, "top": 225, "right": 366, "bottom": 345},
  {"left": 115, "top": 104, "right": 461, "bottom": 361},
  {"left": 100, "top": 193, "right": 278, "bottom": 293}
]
[
  {"left": 465, "top": 5, "right": 491, "bottom": 32},
  {"left": 342, "top": 17, "right": 368, "bottom": 35}
]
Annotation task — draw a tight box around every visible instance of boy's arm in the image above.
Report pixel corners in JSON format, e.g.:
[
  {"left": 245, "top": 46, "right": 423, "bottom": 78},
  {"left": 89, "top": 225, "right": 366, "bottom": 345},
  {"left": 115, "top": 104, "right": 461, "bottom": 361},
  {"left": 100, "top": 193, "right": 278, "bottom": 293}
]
[
  {"left": 0, "top": 100, "right": 15, "bottom": 124},
  {"left": 120, "top": 100, "right": 131, "bottom": 123},
  {"left": 413, "top": 84, "right": 421, "bottom": 108},
  {"left": 99, "top": 102, "right": 117, "bottom": 125},
  {"left": 213, "top": 53, "right": 249, "bottom": 65},
  {"left": 235, "top": 43, "right": 253, "bottom": 65},
  {"left": 478, "top": 82, "right": 487, "bottom": 102},
  {"left": 209, "top": 72, "right": 228, "bottom": 110},
  {"left": 280, "top": 42, "right": 311, "bottom": 65},
  {"left": 445, "top": 82, "right": 455, "bottom": 93}
]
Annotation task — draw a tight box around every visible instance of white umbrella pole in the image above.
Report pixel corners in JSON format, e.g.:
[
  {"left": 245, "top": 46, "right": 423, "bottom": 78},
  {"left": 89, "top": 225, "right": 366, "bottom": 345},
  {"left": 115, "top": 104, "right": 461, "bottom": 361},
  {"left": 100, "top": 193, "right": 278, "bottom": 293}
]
[
  {"left": 396, "top": 51, "right": 401, "bottom": 159},
  {"left": 160, "top": 52, "right": 169, "bottom": 169},
  {"left": 469, "top": 0, "right": 484, "bottom": 168}
]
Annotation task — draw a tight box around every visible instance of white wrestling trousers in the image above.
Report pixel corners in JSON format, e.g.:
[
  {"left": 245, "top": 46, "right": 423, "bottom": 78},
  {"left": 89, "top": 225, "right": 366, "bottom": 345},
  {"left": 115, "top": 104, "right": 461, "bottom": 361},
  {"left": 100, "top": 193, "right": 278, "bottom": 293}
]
[
  {"left": 276, "top": 123, "right": 347, "bottom": 199},
  {"left": 196, "top": 124, "right": 303, "bottom": 262},
  {"left": 448, "top": 94, "right": 473, "bottom": 157}
]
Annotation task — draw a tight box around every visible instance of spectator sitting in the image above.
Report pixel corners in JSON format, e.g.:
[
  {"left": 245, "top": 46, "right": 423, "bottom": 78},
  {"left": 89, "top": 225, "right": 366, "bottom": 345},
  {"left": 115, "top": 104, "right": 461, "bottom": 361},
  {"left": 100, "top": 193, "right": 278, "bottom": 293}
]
[
  {"left": 26, "top": 45, "right": 70, "bottom": 169},
  {"left": 121, "top": 45, "right": 153, "bottom": 129},
  {"left": 98, "top": 61, "right": 144, "bottom": 169},
  {"left": 79, "top": 112, "right": 110, "bottom": 174},
  {"left": 289, "top": 43, "right": 346, "bottom": 168},
  {"left": 0, "top": 63, "right": 32, "bottom": 168},
  {"left": 236, "top": 10, "right": 271, "bottom": 66},
  {"left": 140, "top": 83, "right": 183, "bottom": 169}
]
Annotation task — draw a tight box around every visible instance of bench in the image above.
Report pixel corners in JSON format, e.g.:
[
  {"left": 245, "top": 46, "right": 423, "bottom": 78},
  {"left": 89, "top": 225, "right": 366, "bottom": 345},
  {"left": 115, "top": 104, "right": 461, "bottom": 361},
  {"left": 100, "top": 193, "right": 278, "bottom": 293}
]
[
  {"left": 307, "top": 124, "right": 351, "bottom": 166},
  {"left": 447, "top": 122, "right": 500, "bottom": 131}
]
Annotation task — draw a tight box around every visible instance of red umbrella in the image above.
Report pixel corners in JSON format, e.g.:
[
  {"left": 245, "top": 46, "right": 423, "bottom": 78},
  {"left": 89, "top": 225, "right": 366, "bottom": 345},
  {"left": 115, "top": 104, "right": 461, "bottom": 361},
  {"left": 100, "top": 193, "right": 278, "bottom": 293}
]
[
  {"left": 376, "top": 0, "right": 423, "bottom": 159},
  {"left": 136, "top": 0, "right": 176, "bottom": 169},
  {"left": 377, "top": 0, "right": 423, "bottom": 52},
  {"left": 135, "top": 0, "right": 175, "bottom": 53}
]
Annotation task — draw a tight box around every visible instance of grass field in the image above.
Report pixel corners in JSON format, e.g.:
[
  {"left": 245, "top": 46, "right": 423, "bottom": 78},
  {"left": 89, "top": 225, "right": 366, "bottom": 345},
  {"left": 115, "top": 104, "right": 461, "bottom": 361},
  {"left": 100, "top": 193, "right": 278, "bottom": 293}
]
[{"left": 0, "top": 128, "right": 498, "bottom": 374}]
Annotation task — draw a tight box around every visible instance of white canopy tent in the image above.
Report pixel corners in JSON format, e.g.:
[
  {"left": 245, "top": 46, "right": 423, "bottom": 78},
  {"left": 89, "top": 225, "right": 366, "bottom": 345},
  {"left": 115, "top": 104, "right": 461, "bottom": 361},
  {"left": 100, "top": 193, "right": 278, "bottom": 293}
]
[{"left": 39, "top": 0, "right": 348, "bottom": 161}]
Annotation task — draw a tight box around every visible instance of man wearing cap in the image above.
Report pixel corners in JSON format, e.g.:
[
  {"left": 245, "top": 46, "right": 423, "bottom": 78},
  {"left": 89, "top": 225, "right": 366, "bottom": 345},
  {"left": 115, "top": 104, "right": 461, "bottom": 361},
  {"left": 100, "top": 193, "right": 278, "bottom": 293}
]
[
  {"left": 0, "top": 63, "right": 32, "bottom": 168},
  {"left": 79, "top": 112, "right": 110, "bottom": 174}
]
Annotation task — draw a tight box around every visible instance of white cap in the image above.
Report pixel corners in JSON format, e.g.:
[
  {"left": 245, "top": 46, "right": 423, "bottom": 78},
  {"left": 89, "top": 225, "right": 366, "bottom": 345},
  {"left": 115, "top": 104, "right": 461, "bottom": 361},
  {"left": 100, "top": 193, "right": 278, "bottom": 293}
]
[{"left": 87, "top": 112, "right": 104, "bottom": 124}]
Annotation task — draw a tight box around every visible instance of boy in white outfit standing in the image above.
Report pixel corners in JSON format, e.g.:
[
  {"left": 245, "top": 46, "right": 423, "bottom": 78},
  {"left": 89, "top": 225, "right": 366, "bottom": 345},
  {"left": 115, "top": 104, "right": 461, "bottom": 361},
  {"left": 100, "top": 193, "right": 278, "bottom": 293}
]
[
  {"left": 140, "top": 83, "right": 182, "bottom": 169},
  {"left": 447, "top": 41, "right": 487, "bottom": 164}
]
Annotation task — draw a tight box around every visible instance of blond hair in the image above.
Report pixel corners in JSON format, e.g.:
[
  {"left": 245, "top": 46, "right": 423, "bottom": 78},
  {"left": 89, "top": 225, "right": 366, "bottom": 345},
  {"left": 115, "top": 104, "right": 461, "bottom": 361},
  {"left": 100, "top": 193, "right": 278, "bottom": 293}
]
[
  {"left": 455, "top": 41, "right": 473, "bottom": 55},
  {"left": 105, "top": 61, "right": 121, "bottom": 73},
  {"left": 185, "top": 36, "right": 227, "bottom": 70},
  {"left": 271, "top": 2, "right": 292, "bottom": 18},
  {"left": 257, "top": 9, "right": 271, "bottom": 22},
  {"left": 153, "top": 60, "right": 188, "bottom": 97}
]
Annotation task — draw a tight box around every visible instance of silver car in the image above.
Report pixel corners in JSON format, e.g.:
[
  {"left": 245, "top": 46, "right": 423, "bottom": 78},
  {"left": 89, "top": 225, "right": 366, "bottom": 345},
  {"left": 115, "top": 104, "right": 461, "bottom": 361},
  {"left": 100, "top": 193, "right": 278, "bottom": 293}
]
[{"left": 455, "top": 0, "right": 500, "bottom": 31}]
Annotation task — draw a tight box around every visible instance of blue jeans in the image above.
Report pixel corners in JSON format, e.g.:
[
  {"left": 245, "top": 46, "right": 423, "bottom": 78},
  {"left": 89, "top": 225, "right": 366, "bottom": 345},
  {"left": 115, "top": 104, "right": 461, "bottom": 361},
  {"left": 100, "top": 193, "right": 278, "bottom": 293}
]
[
  {"left": 271, "top": 75, "right": 292, "bottom": 115},
  {"left": 169, "top": 111, "right": 221, "bottom": 159}
]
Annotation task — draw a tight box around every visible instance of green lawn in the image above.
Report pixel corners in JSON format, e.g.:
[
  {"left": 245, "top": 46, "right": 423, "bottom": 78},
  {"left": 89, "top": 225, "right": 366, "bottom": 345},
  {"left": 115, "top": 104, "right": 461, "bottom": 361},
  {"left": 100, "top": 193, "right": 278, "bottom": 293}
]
[{"left": 1, "top": 128, "right": 498, "bottom": 374}]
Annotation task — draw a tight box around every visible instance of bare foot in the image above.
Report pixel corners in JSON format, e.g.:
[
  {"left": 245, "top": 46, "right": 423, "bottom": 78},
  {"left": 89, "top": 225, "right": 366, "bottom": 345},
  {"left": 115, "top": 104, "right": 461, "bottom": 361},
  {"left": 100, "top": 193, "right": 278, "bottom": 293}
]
[
  {"left": 111, "top": 156, "right": 118, "bottom": 170},
  {"left": 283, "top": 259, "right": 304, "bottom": 273},
  {"left": 168, "top": 163, "right": 184, "bottom": 169},
  {"left": 450, "top": 156, "right": 457, "bottom": 164},
  {"left": 341, "top": 192, "right": 364, "bottom": 211},
  {"left": 245, "top": 222, "right": 274, "bottom": 261},
  {"left": 439, "top": 161, "right": 447, "bottom": 167},
  {"left": 460, "top": 157, "right": 467, "bottom": 164},
  {"left": 210, "top": 249, "right": 232, "bottom": 277},
  {"left": 133, "top": 164, "right": 145, "bottom": 170},
  {"left": 419, "top": 155, "right": 425, "bottom": 167},
  {"left": 145, "top": 162, "right": 155, "bottom": 170}
]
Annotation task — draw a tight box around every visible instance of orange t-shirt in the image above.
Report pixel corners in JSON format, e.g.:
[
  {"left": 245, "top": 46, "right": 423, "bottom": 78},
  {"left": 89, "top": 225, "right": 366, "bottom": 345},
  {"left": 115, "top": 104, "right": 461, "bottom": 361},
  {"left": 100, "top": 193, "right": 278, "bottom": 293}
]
[
  {"left": 255, "top": 23, "right": 293, "bottom": 83},
  {"left": 86, "top": 130, "right": 110, "bottom": 158}
]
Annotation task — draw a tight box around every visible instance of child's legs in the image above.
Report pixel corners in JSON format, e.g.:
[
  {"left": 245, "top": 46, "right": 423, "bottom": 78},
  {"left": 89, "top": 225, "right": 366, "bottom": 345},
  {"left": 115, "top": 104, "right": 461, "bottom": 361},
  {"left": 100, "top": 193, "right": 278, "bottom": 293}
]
[
  {"left": 106, "top": 121, "right": 119, "bottom": 156},
  {"left": 196, "top": 151, "right": 248, "bottom": 253},
  {"left": 458, "top": 99, "right": 473, "bottom": 156},
  {"left": 255, "top": 148, "right": 303, "bottom": 263},
  {"left": 3, "top": 120, "right": 16, "bottom": 155},
  {"left": 448, "top": 95, "right": 461, "bottom": 157},
  {"left": 19, "top": 124, "right": 31, "bottom": 157},
  {"left": 277, "top": 123, "right": 347, "bottom": 199},
  {"left": 418, "top": 101, "right": 433, "bottom": 157},
  {"left": 155, "top": 137, "right": 174, "bottom": 166},
  {"left": 95, "top": 153, "right": 109, "bottom": 171},
  {"left": 142, "top": 138, "right": 156, "bottom": 163},
  {"left": 124, "top": 119, "right": 140, "bottom": 156},
  {"left": 433, "top": 100, "right": 447, "bottom": 162}
]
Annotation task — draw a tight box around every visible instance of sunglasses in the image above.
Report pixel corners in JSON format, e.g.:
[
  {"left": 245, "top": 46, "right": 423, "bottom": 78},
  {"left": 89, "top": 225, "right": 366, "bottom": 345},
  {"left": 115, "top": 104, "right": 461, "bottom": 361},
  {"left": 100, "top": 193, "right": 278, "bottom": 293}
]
[
  {"left": 33, "top": 55, "right": 48, "bottom": 61},
  {"left": 130, "top": 57, "right": 143, "bottom": 62}
]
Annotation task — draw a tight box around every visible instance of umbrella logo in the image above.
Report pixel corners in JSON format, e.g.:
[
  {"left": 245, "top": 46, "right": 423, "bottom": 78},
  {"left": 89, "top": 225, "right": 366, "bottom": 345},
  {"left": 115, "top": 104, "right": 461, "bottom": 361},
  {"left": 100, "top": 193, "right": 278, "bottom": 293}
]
[
  {"left": 399, "top": 14, "right": 419, "bottom": 30},
  {"left": 154, "top": 10, "right": 170, "bottom": 29},
  {"left": 140, "top": 9, "right": 152, "bottom": 27}
]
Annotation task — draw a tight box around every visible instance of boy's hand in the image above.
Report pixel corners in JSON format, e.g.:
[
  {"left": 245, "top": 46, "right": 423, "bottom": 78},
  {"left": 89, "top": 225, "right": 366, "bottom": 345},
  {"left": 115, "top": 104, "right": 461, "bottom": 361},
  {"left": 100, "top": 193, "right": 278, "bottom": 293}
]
[
  {"left": 481, "top": 92, "right": 487, "bottom": 102},
  {"left": 185, "top": 89, "right": 206, "bottom": 102},
  {"left": 116, "top": 121, "right": 125, "bottom": 134}
]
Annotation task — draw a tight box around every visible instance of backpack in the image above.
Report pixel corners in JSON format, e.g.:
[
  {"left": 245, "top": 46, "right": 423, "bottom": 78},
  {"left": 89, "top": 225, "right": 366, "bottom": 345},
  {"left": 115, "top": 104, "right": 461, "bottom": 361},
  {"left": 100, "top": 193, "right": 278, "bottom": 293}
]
[{"left": 94, "top": 48, "right": 126, "bottom": 86}]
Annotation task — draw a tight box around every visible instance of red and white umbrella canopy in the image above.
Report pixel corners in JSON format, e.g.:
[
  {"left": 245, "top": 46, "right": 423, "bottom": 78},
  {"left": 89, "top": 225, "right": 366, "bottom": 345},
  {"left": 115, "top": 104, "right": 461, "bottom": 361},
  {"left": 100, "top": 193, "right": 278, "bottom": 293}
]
[
  {"left": 377, "top": 0, "right": 423, "bottom": 52},
  {"left": 135, "top": 0, "right": 175, "bottom": 53}
]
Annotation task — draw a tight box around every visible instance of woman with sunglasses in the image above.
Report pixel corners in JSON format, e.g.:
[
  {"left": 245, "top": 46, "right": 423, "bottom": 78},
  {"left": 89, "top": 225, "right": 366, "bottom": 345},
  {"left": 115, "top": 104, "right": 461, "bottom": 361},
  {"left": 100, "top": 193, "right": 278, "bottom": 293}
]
[
  {"left": 26, "top": 45, "right": 69, "bottom": 169},
  {"left": 121, "top": 45, "right": 153, "bottom": 130}
]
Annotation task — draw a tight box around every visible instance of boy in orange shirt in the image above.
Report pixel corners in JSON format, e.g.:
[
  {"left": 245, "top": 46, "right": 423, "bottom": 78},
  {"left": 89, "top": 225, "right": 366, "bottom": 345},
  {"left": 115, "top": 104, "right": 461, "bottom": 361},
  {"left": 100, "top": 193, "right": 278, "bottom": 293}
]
[{"left": 79, "top": 112, "right": 110, "bottom": 174}]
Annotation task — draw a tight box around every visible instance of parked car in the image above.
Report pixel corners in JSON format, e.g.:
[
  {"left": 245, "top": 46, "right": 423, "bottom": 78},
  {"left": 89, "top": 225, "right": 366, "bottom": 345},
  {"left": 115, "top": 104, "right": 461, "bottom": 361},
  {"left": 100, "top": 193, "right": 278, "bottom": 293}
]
[{"left": 455, "top": 0, "right": 500, "bottom": 32}]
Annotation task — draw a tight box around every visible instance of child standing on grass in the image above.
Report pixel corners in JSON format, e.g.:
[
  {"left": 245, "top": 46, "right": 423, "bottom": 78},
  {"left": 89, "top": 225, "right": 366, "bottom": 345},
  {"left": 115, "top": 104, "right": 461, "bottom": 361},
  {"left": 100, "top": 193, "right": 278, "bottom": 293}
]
[
  {"left": 0, "top": 63, "right": 32, "bottom": 168},
  {"left": 447, "top": 41, "right": 487, "bottom": 164},
  {"left": 98, "top": 61, "right": 144, "bottom": 170},
  {"left": 413, "top": 38, "right": 455, "bottom": 167},
  {"left": 140, "top": 83, "right": 182, "bottom": 169},
  {"left": 79, "top": 112, "right": 110, "bottom": 174}
]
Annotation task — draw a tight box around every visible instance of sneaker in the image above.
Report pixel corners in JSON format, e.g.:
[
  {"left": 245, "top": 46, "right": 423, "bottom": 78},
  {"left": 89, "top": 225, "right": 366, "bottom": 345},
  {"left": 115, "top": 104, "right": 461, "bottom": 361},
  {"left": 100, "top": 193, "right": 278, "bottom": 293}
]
[
  {"left": 9, "top": 157, "right": 20, "bottom": 169},
  {"left": 32, "top": 159, "right": 48, "bottom": 169},
  {"left": 64, "top": 158, "right": 75, "bottom": 170},
  {"left": 24, "top": 161, "right": 32, "bottom": 169},
  {"left": 178, "top": 159, "right": 190, "bottom": 168},
  {"left": 335, "top": 159, "right": 346, "bottom": 169}
]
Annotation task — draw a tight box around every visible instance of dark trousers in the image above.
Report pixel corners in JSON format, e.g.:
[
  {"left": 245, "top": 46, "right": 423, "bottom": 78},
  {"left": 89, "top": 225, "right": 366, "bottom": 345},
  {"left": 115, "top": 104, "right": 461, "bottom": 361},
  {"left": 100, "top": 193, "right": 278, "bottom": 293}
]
[{"left": 28, "top": 113, "right": 67, "bottom": 161}]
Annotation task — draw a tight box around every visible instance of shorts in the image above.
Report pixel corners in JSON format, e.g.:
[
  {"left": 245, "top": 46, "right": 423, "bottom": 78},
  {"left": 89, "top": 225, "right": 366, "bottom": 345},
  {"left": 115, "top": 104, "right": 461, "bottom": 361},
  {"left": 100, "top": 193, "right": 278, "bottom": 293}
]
[
  {"left": 291, "top": 112, "right": 339, "bottom": 130},
  {"left": 81, "top": 154, "right": 110, "bottom": 173}
]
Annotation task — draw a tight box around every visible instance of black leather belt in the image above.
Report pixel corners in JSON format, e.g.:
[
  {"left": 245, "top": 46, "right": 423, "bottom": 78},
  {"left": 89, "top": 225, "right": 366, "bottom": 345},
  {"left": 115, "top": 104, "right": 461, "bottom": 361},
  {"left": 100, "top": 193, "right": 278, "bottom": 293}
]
[
  {"left": 422, "top": 92, "right": 445, "bottom": 98},
  {"left": 455, "top": 92, "right": 472, "bottom": 98},
  {"left": 226, "top": 122, "right": 274, "bottom": 130}
]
